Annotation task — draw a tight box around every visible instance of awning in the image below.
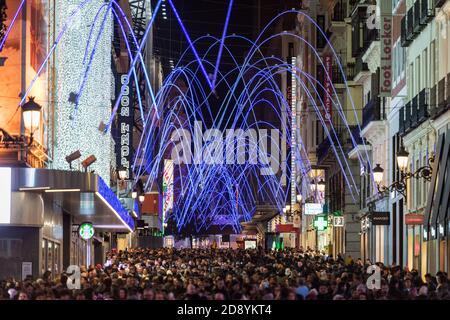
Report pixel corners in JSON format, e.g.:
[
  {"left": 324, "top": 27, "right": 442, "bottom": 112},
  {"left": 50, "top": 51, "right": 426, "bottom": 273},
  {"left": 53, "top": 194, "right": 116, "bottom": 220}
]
[{"left": 4, "top": 167, "right": 134, "bottom": 231}]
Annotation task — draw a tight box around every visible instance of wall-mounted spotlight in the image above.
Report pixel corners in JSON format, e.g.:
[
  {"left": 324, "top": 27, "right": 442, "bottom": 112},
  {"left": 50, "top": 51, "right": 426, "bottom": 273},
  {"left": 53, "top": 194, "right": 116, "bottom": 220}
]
[
  {"left": 65, "top": 150, "right": 81, "bottom": 169},
  {"left": 81, "top": 155, "right": 97, "bottom": 172}
]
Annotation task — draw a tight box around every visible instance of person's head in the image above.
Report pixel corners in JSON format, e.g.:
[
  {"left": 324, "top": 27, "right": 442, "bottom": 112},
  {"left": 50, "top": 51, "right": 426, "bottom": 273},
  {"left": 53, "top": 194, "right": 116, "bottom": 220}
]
[
  {"left": 143, "top": 288, "right": 154, "bottom": 300},
  {"left": 118, "top": 288, "right": 127, "bottom": 300},
  {"left": 18, "top": 291, "right": 29, "bottom": 300}
]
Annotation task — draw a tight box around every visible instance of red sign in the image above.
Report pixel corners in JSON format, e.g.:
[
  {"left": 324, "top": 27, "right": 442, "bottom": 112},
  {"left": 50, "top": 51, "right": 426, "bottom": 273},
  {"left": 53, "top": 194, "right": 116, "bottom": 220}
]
[
  {"left": 405, "top": 214, "right": 424, "bottom": 225},
  {"left": 276, "top": 224, "right": 299, "bottom": 233}
]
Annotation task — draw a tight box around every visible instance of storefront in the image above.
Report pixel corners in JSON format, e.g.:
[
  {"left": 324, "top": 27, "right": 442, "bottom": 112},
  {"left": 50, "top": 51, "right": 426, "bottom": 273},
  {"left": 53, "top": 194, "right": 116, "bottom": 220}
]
[{"left": 0, "top": 167, "right": 134, "bottom": 280}]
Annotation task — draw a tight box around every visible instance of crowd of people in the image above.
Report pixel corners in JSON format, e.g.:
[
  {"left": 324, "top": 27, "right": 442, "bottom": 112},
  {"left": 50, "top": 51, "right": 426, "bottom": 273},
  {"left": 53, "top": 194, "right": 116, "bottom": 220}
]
[{"left": 1, "top": 247, "right": 449, "bottom": 300}]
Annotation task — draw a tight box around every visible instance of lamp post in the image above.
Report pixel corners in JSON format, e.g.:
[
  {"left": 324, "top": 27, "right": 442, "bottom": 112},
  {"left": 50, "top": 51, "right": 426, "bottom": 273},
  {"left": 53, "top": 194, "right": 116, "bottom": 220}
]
[
  {"left": 373, "top": 142, "right": 434, "bottom": 199},
  {"left": 21, "top": 97, "right": 42, "bottom": 145}
]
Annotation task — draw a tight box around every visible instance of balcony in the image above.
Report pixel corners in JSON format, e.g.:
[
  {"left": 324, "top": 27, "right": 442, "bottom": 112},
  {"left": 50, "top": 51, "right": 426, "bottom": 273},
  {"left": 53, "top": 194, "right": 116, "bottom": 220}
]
[
  {"left": 429, "top": 84, "right": 438, "bottom": 118},
  {"left": 332, "top": 63, "right": 356, "bottom": 84},
  {"left": 411, "top": 95, "right": 419, "bottom": 128},
  {"left": 407, "top": 8, "right": 415, "bottom": 41},
  {"left": 332, "top": 1, "right": 345, "bottom": 22},
  {"left": 413, "top": 0, "right": 427, "bottom": 33},
  {"left": 362, "top": 97, "right": 383, "bottom": 129},
  {"left": 399, "top": 106, "right": 405, "bottom": 135},
  {"left": 404, "top": 101, "right": 412, "bottom": 134},
  {"left": 401, "top": 16, "right": 412, "bottom": 47},
  {"left": 418, "top": 88, "right": 431, "bottom": 122},
  {"left": 0, "top": 131, "right": 50, "bottom": 168},
  {"left": 421, "top": 0, "right": 435, "bottom": 25}
]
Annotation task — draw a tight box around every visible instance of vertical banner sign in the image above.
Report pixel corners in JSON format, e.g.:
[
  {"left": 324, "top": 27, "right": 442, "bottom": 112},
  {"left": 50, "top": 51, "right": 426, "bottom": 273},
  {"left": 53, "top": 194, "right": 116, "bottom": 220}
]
[
  {"left": 162, "top": 159, "right": 174, "bottom": 232},
  {"left": 290, "top": 56, "right": 297, "bottom": 210},
  {"left": 323, "top": 55, "right": 333, "bottom": 125},
  {"left": 380, "top": 0, "right": 392, "bottom": 97},
  {"left": 115, "top": 74, "right": 134, "bottom": 179}
]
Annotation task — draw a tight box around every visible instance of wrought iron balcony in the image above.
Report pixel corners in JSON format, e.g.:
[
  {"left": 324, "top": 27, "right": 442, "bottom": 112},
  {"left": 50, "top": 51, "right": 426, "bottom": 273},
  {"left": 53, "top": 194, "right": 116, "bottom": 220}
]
[
  {"left": 362, "top": 97, "right": 383, "bottom": 129},
  {"left": 413, "top": 0, "right": 427, "bottom": 33},
  {"left": 332, "top": 1, "right": 346, "bottom": 22},
  {"left": 401, "top": 16, "right": 412, "bottom": 47},
  {"left": 332, "top": 63, "right": 356, "bottom": 84},
  {"left": 399, "top": 106, "right": 405, "bottom": 135},
  {"left": 421, "top": 0, "right": 435, "bottom": 25},
  {"left": 407, "top": 8, "right": 415, "bottom": 41},
  {"left": 418, "top": 88, "right": 430, "bottom": 122},
  {"left": 401, "top": 90, "right": 431, "bottom": 135}
]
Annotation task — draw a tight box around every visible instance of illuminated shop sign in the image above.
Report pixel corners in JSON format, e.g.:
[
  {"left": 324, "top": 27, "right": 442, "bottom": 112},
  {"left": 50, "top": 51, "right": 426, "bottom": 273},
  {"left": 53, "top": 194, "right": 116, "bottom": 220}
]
[
  {"left": 115, "top": 74, "right": 134, "bottom": 179},
  {"left": 313, "top": 215, "right": 328, "bottom": 231},
  {"left": 78, "top": 222, "right": 94, "bottom": 240},
  {"left": 304, "top": 203, "right": 323, "bottom": 215},
  {"left": 163, "top": 159, "right": 174, "bottom": 222}
]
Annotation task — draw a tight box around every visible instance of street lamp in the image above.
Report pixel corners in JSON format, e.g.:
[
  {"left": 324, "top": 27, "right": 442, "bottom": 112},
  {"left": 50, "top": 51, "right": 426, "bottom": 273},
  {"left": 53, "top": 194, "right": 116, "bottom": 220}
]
[
  {"left": 296, "top": 194, "right": 302, "bottom": 203},
  {"left": 317, "top": 179, "right": 326, "bottom": 193},
  {"left": 373, "top": 143, "right": 434, "bottom": 199},
  {"left": 21, "top": 97, "right": 42, "bottom": 143},
  {"left": 117, "top": 167, "right": 128, "bottom": 181},
  {"left": 139, "top": 194, "right": 145, "bottom": 203},
  {"left": 396, "top": 143, "right": 409, "bottom": 172},
  {"left": 131, "top": 190, "right": 137, "bottom": 199}
]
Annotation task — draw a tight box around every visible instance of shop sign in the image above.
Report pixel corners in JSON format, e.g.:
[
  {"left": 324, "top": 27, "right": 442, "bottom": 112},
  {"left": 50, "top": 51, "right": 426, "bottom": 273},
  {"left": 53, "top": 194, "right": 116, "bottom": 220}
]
[
  {"left": 323, "top": 55, "right": 333, "bottom": 123},
  {"left": 304, "top": 203, "right": 323, "bottom": 215},
  {"left": 78, "top": 222, "right": 95, "bottom": 240},
  {"left": 405, "top": 213, "right": 424, "bottom": 225},
  {"left": 22, "top": 262, "right": 32, "bottom": 280},
  {"left": 114, "top": 74, "right": 134, "bottom": 179},
  {"left": 333, "top": 216, "right": 344, "bottom": 227},
  {"left": 371, "top": 212, "right": 390, "bottom": 225},
  {"left": 276, "top": 224, "right": 297, "bottom": 233},
  {"left": 313, "top": 215, "right": 328, "bottom": 231},
  {"left": 380, "top": 0, "right": 392, "bottom": 97}
]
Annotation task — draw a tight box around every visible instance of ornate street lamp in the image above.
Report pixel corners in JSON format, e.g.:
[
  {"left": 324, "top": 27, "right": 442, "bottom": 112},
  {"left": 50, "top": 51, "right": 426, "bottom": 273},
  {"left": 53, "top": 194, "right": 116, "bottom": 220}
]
[
  {"left": 21, "top": 97, "right": 42, "bottom": 143},
  {"left": 373, "top": 142, "right": 434, "bottom": 199},
  {"left": 117, "top": 167, "right": 128, "bottom": 181},
  {"left": 139, "top": 194, "right": 145, "bottom": 203}
]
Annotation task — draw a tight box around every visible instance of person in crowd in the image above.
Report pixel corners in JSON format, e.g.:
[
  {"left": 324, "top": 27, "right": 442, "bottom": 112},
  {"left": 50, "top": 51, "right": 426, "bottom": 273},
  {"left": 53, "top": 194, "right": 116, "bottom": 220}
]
[{"left": 2, "top": 247, "right": 450, "bottom": 300}]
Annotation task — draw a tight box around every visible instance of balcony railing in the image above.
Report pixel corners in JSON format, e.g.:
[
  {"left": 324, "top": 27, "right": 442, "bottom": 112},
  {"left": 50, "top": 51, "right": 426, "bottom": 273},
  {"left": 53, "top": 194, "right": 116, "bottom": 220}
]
[
  {"left": 400, "top": 90, "right": 431, "bottom": 135},
  {"left": 429, "top": 84, "right": 438, "bottom": 118},
  {"left": 407, "top": 8, "right": 415, "bottom": 40},
  {"left": 317, "top": 126, "right": 361, "bottom": 163},
  {"left": 332, "top": 63, "right": 356, "bottom": 83},
  {"left": 401, "top": 16, "right": 412, "bottom": 47},
  {"left": 413, "top": 0, "right": 426, "bottom": 33},
  {"left": 411, "top": 95, "right": 419, "bottom": 128},
  {"left": 354, "top": 56, "right": 369, "bottom": 79},
  {"left": 404, "top": 101, "right": 412, "bottom": 134},
  {"left": 399, "top": 106, "right": 405, "bottom": 135},
  {"left": 332, "top": 2, "right": 345, "bottom": 22},
  {"left": 362, "top": 97, "right": 383, "bottom": 129},
  {"left": 0, "top": 132, "right": 50, "bottom": 168},
  {"left": 421, "top": 0, "right": 435, "bottom": 25}
]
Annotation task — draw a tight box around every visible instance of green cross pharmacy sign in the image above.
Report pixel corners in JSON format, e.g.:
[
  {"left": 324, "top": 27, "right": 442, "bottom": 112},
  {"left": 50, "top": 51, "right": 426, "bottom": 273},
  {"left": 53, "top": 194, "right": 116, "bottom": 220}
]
[{"left": 314, "top": 215, "right": 328, "bottom": 231}]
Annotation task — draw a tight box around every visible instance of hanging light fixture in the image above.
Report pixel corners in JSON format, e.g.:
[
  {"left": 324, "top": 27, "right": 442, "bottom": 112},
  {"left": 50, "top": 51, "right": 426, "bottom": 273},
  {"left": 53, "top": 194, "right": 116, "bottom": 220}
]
[
  {"left": 396, "top": 144, "right": 409, "bottom": 172},
  {"left": 21, "top": 97, "right": 42, "bottom": 137},
  {"left": 373, "top": 164, "right": 384, "bottom": 185}
]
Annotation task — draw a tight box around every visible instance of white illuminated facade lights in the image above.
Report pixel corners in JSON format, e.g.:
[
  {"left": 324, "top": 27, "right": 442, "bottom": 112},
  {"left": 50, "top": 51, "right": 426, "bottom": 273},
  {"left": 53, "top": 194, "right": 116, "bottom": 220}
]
[
  {"left": 290, "top": 56, "right": 297, "bottom": 210},
  {"left": 52, "top": 0, "right": 114, "bottom": 182}
]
